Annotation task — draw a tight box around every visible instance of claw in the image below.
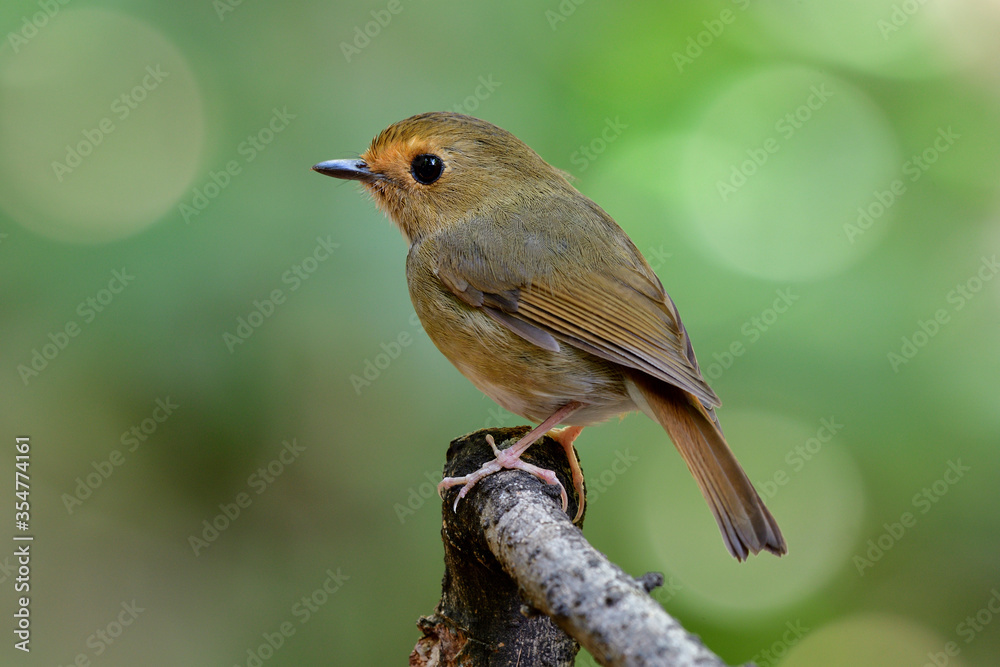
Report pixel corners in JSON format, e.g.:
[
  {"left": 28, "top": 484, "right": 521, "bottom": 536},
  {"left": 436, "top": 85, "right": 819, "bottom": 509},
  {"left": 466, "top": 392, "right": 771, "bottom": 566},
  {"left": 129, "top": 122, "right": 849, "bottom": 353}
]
[
  {"left": 548, "top": 426, "right": 586, "bottom": 522},
  {"left": 440, "top": 435, "right": 569, "bottom": 511},
  {"left": 437, "top": 402, "right": 587, "bottom": 519}
]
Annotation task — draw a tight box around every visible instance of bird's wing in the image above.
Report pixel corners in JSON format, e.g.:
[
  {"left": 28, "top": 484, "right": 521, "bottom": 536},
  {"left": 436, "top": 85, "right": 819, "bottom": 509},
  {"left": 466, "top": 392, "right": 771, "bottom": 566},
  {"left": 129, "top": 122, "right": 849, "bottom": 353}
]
[{"left": 429, "top": 193, "right": 720, "bottom": 408}]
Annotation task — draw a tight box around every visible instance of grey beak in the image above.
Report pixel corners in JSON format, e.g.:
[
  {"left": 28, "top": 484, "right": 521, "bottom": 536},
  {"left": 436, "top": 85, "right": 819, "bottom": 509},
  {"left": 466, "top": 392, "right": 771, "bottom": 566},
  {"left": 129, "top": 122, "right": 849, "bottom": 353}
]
[{"left": 312, "top": 159, "right": 377, "bottom": 183}]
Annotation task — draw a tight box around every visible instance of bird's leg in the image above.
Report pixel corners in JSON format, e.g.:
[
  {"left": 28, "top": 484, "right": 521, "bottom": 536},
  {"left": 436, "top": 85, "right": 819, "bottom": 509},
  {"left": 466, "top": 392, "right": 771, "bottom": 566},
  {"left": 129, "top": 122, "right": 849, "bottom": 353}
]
[
  {"left": 548, "top": 425, "right": 586, "bottom": 522},
  {"left": 438, "top": 401, "right": 585, "bottom": 517}
]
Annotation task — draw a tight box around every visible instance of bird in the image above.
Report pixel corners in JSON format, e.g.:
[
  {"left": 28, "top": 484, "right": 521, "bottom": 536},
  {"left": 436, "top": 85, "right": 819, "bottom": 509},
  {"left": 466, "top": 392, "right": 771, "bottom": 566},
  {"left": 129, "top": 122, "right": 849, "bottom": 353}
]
[{"left": 313, "top": 112, "right": 786, "bottom": 560}]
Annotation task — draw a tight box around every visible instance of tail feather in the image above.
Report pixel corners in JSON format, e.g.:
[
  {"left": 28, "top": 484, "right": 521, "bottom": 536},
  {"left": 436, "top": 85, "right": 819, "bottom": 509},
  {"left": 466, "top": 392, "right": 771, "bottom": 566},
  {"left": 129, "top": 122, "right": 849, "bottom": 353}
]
[{"left": 626, "top": 372, "right": 786, "bottom": 560}]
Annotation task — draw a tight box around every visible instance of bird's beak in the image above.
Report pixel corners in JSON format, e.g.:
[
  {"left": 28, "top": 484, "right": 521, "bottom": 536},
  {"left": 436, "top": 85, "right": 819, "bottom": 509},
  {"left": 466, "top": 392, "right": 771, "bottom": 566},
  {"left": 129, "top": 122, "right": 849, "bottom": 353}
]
[{"left": 312, "top": 159, "right": 377, "bottom": 183}]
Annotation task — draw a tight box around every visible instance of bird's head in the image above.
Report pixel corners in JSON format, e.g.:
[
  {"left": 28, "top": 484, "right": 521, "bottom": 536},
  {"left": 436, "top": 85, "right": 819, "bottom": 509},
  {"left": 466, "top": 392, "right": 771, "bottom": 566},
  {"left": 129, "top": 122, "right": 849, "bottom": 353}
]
[{"left": 313, "top": 112, "right": 570, "bottom": 243}]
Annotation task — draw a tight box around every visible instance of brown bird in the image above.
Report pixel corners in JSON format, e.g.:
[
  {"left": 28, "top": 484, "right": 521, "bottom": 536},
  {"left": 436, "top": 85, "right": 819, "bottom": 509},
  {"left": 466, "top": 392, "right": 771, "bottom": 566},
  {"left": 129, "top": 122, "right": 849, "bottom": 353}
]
[{"left": 313, "top": 112, "right": 786, "bottom": 560}]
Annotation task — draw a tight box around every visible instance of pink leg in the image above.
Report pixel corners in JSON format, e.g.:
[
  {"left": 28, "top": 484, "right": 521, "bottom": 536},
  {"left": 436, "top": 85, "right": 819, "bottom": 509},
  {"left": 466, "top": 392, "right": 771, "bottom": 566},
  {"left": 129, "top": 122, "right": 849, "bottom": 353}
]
[{"left": 438, "top": 402, "right": 585, "bottom": 515}]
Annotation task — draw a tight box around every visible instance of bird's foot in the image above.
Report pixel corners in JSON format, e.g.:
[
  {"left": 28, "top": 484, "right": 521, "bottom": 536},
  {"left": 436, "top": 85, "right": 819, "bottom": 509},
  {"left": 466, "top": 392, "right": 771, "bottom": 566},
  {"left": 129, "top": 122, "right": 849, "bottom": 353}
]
[
  {"left": 437, "top": 434, "right": 569, "bottom": 513},
  {"left": 548, "top": 425, "right": 586, "bottom": 522}
]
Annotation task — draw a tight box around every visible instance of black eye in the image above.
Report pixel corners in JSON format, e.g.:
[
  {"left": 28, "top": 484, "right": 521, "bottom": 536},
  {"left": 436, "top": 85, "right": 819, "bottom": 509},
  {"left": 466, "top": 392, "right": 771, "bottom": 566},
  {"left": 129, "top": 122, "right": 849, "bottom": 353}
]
[{"left": 410, "top": 154, "right": 444, "bottom": 184}]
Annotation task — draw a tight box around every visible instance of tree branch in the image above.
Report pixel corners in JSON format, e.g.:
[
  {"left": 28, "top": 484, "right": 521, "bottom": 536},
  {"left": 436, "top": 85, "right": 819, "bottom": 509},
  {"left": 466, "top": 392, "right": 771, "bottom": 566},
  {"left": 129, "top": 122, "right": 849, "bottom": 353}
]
[{"left": 410, "top": 427, "right": 736, "bottom": 667}]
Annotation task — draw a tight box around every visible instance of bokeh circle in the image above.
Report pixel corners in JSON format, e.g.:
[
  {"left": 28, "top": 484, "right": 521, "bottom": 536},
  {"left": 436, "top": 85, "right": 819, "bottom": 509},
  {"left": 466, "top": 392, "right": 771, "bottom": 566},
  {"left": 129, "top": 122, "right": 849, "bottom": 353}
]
[
  {"left": 643, "top": 409, "right": 866, "bottom": 614},
  {"left": 678, "top": 66, "right": 899, "bottom": 281},
  {"left": 0, "top": 8, "right": 205, "bottom": 243}
]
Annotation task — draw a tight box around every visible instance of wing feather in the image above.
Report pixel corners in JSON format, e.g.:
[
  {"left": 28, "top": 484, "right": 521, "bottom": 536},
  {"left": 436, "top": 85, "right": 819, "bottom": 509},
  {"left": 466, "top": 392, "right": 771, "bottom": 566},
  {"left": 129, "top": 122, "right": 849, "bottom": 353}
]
[{"left": 428, "top": 194, "right": 720, "bottom": 407}]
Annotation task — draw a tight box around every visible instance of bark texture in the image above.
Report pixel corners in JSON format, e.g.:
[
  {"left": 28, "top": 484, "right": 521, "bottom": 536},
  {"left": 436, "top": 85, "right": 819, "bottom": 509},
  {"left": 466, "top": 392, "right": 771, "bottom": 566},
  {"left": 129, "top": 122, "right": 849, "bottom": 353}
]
[{"left": 411, "top": 426, "right": 734, "bottom": 667}]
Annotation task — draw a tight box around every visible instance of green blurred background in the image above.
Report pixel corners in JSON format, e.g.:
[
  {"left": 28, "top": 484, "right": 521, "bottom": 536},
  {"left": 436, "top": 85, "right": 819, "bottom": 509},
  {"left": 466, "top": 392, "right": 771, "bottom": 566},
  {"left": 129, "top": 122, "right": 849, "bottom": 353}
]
[{"left": 2, "top": 1, "right": 999, "bottom": 665}]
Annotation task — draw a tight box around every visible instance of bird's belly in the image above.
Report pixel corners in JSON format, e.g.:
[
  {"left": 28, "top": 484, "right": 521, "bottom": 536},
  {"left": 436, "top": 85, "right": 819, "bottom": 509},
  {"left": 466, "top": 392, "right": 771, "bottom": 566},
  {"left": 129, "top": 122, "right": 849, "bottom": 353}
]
[
  {"left": 412, "top": 287, "right": 634, "bottom": 425},
  {"left": 458, "top": 361, "right": 635, "bottom": 426}
]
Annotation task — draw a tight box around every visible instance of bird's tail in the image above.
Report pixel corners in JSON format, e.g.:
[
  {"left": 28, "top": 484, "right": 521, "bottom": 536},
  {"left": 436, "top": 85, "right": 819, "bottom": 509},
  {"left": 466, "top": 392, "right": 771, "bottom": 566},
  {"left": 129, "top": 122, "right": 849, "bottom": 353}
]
[{"left": 626, "top": 372, "right": 786, "bottom": 560}]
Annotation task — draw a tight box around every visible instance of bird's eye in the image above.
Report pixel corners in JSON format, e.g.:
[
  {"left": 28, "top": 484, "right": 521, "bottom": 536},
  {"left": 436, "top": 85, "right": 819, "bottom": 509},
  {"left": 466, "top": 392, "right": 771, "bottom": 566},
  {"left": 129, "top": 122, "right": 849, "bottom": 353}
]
[{"left": 410, "top": 154, "right": 444, "bottom": 185}]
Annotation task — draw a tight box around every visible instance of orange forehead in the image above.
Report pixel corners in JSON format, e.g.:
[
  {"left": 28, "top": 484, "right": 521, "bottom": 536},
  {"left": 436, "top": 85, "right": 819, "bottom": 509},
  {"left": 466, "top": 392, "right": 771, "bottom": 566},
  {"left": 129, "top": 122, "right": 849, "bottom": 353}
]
[
  {"left": 361, "top": 135, "right": 435, "bottom": 172},
  {"left": 360, "top": 112, "right": 483, "bottom": 171}
]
